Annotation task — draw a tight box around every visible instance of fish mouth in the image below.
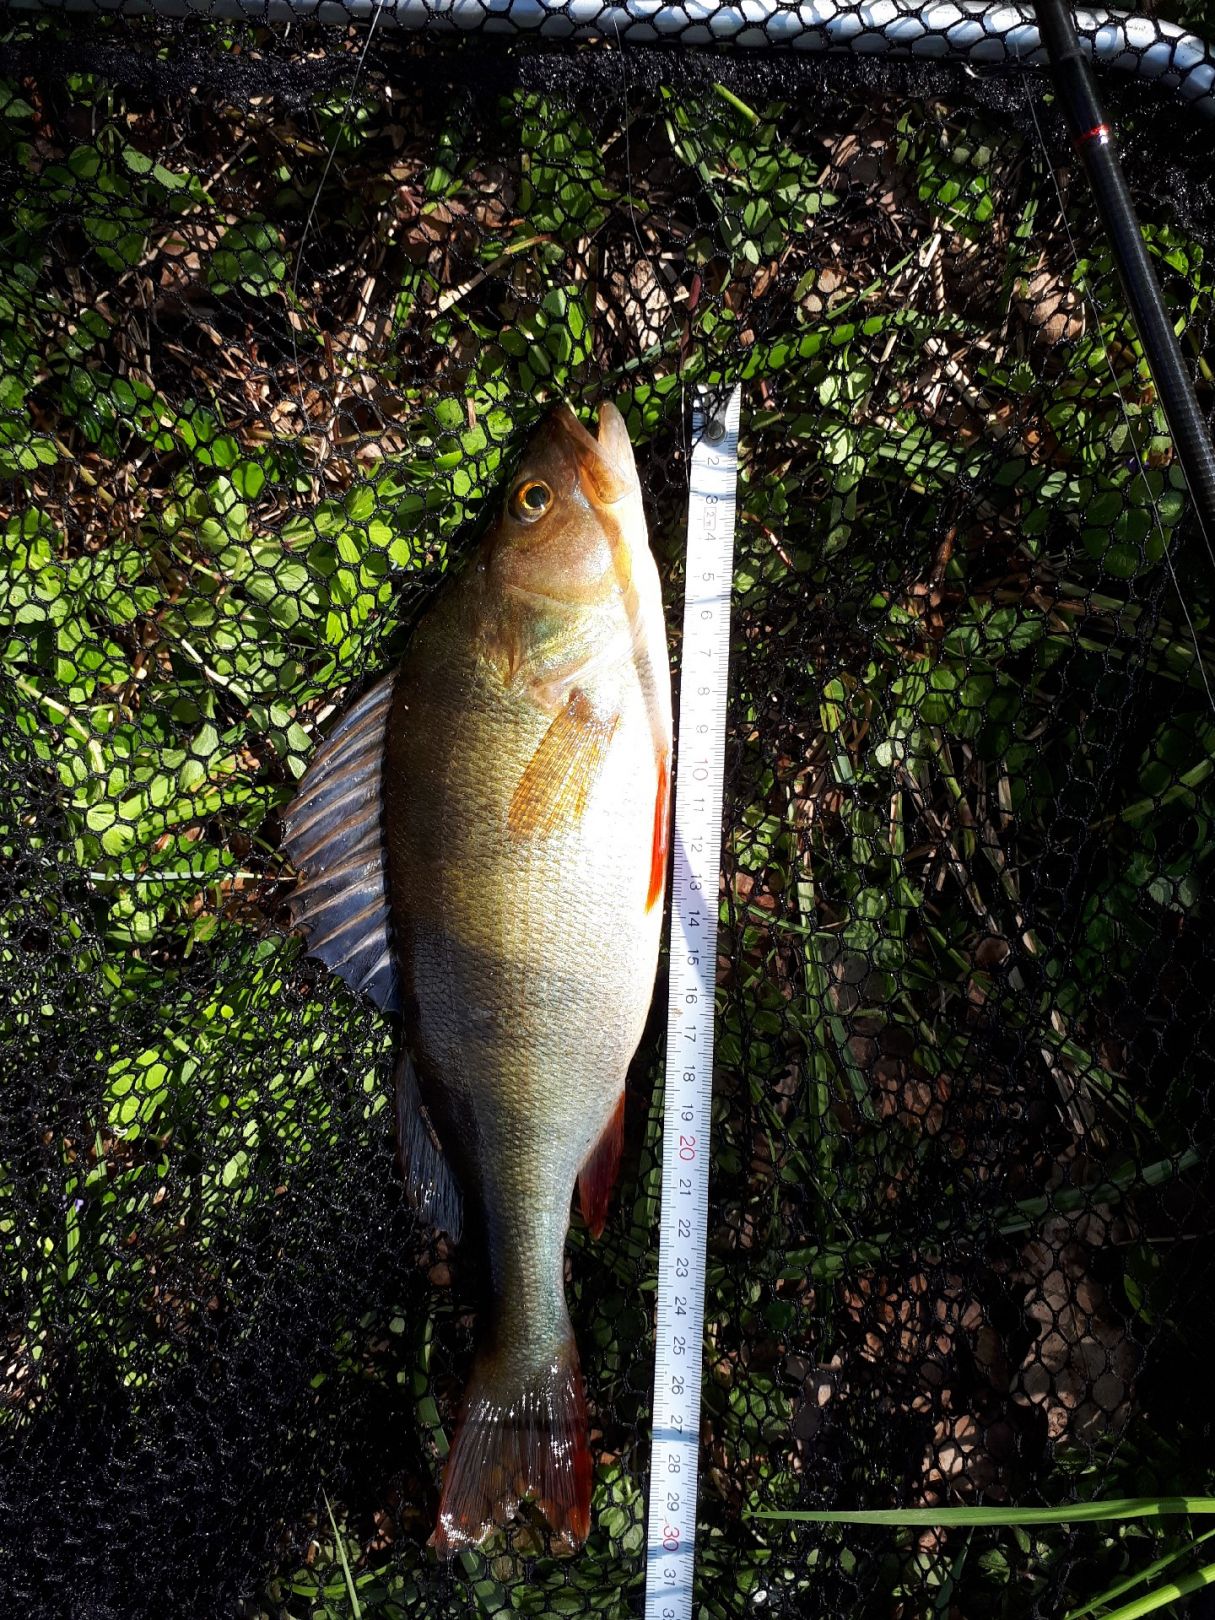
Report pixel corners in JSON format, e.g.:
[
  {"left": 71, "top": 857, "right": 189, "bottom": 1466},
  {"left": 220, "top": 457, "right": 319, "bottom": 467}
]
[{"left": 552, "top": 402, "right": 638, "bottom": 505}]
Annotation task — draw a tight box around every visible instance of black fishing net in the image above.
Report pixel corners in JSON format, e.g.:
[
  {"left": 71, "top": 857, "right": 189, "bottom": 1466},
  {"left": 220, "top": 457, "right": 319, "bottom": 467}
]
[{"left": 2, "top": 7, "right": 1215, "bottom": 1618}]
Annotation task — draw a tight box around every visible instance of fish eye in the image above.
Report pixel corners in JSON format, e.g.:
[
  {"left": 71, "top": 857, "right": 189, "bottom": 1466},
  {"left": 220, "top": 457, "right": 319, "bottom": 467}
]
[{"left": 511, "top": 479, "right": 553, "bottom": 523}]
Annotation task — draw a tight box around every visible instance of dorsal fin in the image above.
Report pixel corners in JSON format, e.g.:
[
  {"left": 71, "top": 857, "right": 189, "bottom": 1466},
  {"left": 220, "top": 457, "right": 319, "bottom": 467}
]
[
  {"left": 281, "top": 672, "right": 400, "bottom": 1012},
  {"left": 394, "top": 1052, "right": 462, "bottom": 1241}
]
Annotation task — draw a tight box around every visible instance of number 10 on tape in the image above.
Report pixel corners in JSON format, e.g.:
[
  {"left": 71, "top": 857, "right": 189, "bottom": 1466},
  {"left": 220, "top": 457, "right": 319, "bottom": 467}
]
[{"left": 644, "top": 384, "right": 743, "bottom": 1620}]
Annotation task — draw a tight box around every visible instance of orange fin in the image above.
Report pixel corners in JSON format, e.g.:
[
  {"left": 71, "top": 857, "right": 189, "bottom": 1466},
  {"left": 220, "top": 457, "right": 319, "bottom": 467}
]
[
  {"left": 434, "top": 1336, "right": 591, "bottom": 1557},
  {"left": 508, "top": 690, "right": 619, "bottom": 839},
  {"left": 578, "top": 1093, "right": 626, "bottom": 1240},
  {"left": 647, "top": 748, "right": 671, "bottom": 911}
]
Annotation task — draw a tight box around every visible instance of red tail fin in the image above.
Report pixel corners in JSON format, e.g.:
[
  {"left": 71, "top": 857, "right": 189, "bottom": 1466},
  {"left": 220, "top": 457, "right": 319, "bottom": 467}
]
[{"left": 433, "top": 1337, "right": 592, "bottom": 1557}]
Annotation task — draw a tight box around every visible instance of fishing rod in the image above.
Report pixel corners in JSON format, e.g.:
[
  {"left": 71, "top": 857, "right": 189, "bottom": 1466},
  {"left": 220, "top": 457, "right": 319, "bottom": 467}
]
[{"left": 1031, "top": 0, "right": 1215, "bottom": 550}]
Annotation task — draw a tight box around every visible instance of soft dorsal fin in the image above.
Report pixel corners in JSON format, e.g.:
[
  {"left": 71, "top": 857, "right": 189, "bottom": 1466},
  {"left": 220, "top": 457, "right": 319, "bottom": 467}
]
[
  {"left": 281, "top": 672, "right": 400, "bottom": 1012},
  {"left": 394, "top": 1053, "right": 462, "bottom": 1241},
  {"left": 577, "top": 1093, "right": 626, "bottom": 1240}
]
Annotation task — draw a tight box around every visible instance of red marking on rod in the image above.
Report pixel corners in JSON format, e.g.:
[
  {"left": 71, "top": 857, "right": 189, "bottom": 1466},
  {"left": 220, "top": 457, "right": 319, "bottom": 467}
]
[{"left": 1075, "top": 123, "right": 1111, "bottom": 149}]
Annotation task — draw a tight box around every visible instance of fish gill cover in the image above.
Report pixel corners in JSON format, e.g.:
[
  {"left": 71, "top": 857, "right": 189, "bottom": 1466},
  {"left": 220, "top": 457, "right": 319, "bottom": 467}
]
[{"left": 0, "top": 6, "right": 1214, "bottom": 1618}]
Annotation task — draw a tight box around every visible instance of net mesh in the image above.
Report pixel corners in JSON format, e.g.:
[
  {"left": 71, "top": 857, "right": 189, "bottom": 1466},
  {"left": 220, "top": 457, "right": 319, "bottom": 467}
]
[{"left": 1, "top": 10, "right": 1214, "bottom": 1618}]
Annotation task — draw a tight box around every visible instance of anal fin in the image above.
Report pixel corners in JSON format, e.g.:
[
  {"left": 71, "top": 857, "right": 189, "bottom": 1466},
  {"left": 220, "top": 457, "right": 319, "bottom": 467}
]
[
  {"left": 577, "top": 1093, "right": 625, "bottom": 1240},
  {"left": 395, "top": 1053, "right": 462, "bottom": 1242},
  {"left": 281, "top": 672, "right": 400, "bottom": 1013}
]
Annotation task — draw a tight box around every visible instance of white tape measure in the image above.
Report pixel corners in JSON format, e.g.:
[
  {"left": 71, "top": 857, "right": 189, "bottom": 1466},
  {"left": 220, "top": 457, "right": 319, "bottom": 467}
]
[{"left": 644, "top": 383, "right": 743, "bottom": 1620}]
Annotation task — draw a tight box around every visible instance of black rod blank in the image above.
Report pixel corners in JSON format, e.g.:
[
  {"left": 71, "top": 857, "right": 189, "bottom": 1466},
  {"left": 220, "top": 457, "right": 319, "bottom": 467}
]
[{"left": 1032, "top": 0, "right": 1215, "bottom": 550}]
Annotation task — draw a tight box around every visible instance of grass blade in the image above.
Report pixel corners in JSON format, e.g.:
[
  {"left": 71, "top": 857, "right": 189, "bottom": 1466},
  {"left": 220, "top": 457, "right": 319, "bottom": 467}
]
[
  {"left": 1065, "top": 1527, "right": 1215, "bottom": 1619},
  {"left": 322, "top": 1490, "right": 362, "bottom": 1620},
  {"left": 1097, "top": 1558, "right": 1215, "bottom": 1620},
  {"left": 755, "top": 1497, "right": 1215, "bottom": 1526}
]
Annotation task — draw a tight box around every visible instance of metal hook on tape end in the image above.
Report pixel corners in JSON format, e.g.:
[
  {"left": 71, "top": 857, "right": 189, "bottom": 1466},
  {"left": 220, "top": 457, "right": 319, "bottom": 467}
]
[{"left": 698, "top": 387, "right": 732, "bottom": 444}]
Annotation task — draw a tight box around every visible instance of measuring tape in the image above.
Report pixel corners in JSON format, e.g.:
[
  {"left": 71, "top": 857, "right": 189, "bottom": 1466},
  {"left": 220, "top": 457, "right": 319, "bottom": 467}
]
[{"left": 644, "top": 383, "right": 743, "bottom": 1620}]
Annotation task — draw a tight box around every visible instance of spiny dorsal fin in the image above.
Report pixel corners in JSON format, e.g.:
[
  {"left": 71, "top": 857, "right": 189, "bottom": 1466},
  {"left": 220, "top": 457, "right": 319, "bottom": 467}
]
[
  {"left": 394, "top": 1053, "right": 462, "bottom": 1242},
  {"left": 507, "top": 689, "right": 618, "bottom": 839},
  {"left": 281, "top": 672, "right": 400, "bottom": 1012}
]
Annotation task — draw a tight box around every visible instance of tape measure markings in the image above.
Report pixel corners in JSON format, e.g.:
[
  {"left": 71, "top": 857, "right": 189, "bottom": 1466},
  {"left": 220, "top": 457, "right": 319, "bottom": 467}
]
[{"left": 644, "top": 383, "right": 743, "bottom": 1620}]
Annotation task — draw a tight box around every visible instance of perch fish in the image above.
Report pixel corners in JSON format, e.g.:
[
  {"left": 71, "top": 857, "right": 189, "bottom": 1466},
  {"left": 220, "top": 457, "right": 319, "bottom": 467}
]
[{"left": 281, "top": 403, "right": 673, "bottom": 1553}]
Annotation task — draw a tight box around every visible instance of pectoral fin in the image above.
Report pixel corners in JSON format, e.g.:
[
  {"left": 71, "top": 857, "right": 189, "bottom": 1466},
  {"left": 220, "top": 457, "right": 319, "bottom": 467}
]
[{"left": 507, "top": 690, "right": 619, "bottom": 839}]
